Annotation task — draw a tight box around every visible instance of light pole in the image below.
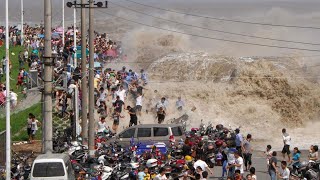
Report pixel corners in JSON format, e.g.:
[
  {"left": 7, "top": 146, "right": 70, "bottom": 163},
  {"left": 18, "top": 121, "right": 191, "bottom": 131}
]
[
  {"left": 73, "top": 5, "right": 77, "bottom": 68},
  {"left": 80, "top": 0, "right": 88, "bottom": 145},
  {"left": 21, "top": 0, "right": 24, "bottom": 46},
  {"left": 62, "top": 0, "right": 65, "bottom": 46},
  {"left": 43, "top": 0, "right": 53, "bottom": 153},
  {"left": 66, "top": 0, "right": 107, "bottom": 156},
  {"left": 5, "top": 0, "right": 11, "bottom": 178}
]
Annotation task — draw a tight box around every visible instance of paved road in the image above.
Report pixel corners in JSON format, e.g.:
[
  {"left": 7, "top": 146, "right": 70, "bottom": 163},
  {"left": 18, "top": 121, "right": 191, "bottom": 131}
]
[
  {"left": 208, "top": 150, "right": 310, "bottom": 179},
  {"left": 208, "top": 151, "right": 269, "bottom": 179}
]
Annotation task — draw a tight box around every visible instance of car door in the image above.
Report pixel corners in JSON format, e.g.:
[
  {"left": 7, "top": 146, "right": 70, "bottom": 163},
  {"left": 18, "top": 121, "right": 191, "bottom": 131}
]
[
  {"left": 153, "top": 127, "right": 169, "bottom": 143},
  {"left": 118, "top": 127, "right": 137, "bottom": 146},
  {"left": 171, "top": 126, "right": 185, "bottom": 141},
  {"left": 137, "top": 127, "right": 152, "bottom": 145}
]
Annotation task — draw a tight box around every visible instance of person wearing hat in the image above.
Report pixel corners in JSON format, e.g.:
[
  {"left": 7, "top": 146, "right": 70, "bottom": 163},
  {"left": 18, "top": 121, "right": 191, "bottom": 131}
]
[{"left": 235, "top": 128, "right": 243, "bottom": 157}]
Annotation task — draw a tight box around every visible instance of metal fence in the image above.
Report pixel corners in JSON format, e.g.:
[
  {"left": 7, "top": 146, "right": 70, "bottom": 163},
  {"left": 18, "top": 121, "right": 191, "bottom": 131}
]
[{"left": 0, "top": 130, "right": 5, "bottom": 166}]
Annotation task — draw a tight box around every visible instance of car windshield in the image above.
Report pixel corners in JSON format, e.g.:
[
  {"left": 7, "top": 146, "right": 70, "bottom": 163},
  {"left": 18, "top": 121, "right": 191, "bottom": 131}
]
[{"left": 33, "top": 162, "right": 65, "bottom": 177}]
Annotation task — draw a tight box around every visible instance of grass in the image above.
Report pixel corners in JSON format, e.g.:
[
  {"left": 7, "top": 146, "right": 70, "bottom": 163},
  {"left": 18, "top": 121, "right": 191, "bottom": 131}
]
[
  {"left": 0, "top": 103, "right": 42, "bottom": 141},
  {"left": 0, "top": 45, "right": 28, "bottom": 94}
]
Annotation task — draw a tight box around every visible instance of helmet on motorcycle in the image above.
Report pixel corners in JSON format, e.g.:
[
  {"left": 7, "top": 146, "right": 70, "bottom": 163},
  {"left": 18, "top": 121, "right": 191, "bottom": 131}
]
[
  {"left": 175, "top": 164, "right": 184, "bottom": 171},
  {"left": 130, "top": 163, "right": 140, "bottom": 169},
  {"left": 207, "top": 143, "right": 214, "bottom": 150},
  {"left": 215, "top": 140, "right": 223, "bottom": 147},
  {"left": 163, "top": 166, "right": 172, "bottom": 173},
  {"left": 216, "top": 124, "right": 224, "bottom": 130},
  {"left": 167, "top": 154, "right": 171, "bottom": 159},
  {"left": 176, "top": 159, "right": 186, "bottom": 165},
  {"left": 146, "top": 159, "right": 158, "bottom": 168},
  {"left": 300, "top": 161, "right": 309, "bottom": 168},
  {"left": 185, "top": 155, "right": 192, "bottom": 162}
]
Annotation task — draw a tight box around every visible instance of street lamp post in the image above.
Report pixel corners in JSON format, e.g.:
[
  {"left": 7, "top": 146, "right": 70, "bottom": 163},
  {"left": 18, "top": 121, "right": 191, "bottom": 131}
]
[{"left": 66, "top": 0, "right": 108, "bottom": 156}]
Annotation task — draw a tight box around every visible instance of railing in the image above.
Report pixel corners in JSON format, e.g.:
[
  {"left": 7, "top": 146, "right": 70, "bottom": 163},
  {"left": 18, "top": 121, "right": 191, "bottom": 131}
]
[{"left": 0, "top": 131, "right": 6, "bottom": 166}]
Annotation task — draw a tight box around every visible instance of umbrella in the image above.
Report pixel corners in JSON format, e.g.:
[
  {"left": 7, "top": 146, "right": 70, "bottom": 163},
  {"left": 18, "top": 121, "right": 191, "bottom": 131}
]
[
  {"left": 52, "top": 33, "right": 61, "bottom": 39},
  {"left": 56, "top": 27, "right": 64, "bottom": 34}
]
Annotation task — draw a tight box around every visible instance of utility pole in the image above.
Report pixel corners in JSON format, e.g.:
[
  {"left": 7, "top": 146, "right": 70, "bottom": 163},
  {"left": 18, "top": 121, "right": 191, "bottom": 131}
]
[
  {"left": 73, "top": 5, "right": 77, "bottom": 68},
  {"left": 62, "top": 0, "right": 65, "bottom": 46},
  {"left": 21, "top": 0, "right": 24, "bottom": 46},
  {"left": 5, "top": 0, "right": 11, "bottom": 178},
  {"left": 43, "top": 0, "right": 53, "bottom": 153},
  {"left": 88, "top": 0, "right": 95, "bottom": 156},
  {"left": 66, "top": 0, "right": 107, "bottom": 156},
  {"left": 81, "top": 0, "right": 88, "bottom": 144}
]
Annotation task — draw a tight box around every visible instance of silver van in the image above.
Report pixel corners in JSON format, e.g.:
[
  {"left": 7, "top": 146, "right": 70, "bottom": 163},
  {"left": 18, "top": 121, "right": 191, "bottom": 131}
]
[
  {"left": 30, "top": 153, "right": 75, "bottom": 180},
  {"left": 107, "top": 124, "right": 185, "bottom": 146}
]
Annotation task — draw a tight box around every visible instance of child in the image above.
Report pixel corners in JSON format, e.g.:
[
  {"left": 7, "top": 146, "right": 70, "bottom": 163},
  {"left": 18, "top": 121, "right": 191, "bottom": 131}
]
[{"left": 249, "top": 167, "right": 256, "bottom": 180}]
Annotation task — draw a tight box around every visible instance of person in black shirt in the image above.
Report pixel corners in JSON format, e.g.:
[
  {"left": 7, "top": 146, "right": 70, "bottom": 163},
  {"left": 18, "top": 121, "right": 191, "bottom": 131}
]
[
  {"left": 126, "top": 106, "right": 138, "bottom": 127},
  {"left": 114, "top": 96, "right": 124, "bottom": 113},
  {"left": 182, "top": 138, "right": 192, "bottom": 156}
]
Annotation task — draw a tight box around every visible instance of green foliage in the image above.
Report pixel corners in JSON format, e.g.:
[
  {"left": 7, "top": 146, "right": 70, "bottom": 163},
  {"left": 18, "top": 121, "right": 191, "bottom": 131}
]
[
  {"left": 0, "top": 45, "right": 28, "bottom": 94},
  {"left": 0, "top": 103, "right": 42, "bottom": 141}
]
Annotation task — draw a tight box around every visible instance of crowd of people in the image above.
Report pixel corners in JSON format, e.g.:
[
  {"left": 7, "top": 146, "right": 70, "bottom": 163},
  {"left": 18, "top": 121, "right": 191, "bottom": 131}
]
[
  {"left": 0, "top": 24, "right": 123, "bottom": 109},
  {"left": 1, "top": 24, "right": 319, "bottom": 180}
]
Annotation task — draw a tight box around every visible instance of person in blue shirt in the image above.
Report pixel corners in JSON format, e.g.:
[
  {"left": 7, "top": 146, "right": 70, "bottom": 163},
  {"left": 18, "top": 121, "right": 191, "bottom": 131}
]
[
  {"left": 291, "top": 147, "right": 301, "bottom": 174},
  {"left": 235, "top": 128, "right": 243, "bottom": 156}
]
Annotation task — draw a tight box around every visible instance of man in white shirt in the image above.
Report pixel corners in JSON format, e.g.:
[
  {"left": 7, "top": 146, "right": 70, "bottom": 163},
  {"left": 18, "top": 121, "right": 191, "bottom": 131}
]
[
  {"left": 193, "top": 158, "right": 214, "bottom": 175},
  {"left": 278, "top": 160, "right": 290, "bottom": 180},
  {"left": 116, "top": 85, "right": 126, "bottom": 102},
  {"left": 154, "top": 167, "right": 167, "bottom": 180},
  {"left": 68, "top": 80, "right": 77, "bottom": 95},
  {"left": 156, "top": 97, "right": 169, "bottom": 111},
  {"left": 281, "top": 128, "right": 291, "bottom": 162},
  {"left": 136, "top": 93, "right": 143, "bottom": 116},
  {"left": 10, "top": 90, "right": 18, "bottom": 108},
  {"left": 229, "top": 151, "right": 244, "bottom": 176}
]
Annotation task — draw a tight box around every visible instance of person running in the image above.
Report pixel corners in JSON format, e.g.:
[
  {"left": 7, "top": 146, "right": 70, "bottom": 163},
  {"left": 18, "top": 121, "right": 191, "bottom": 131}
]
[
  {"left": 277, "top": 161, "right": 290, "bottom": 180},
  {"left": 268, "top": 151, "right": 278, "bottom": 180},
  {"left": 281, "top": 128, "right": 291, "bottom": 162},
  {"left": 27, "top": 113, "right": 33, "bottom": 142},
  {"left": 176, "top": 97, "right": 185, "bottom": 111},
  {"left": 157, "top": 106, "right": 166, "bottom": 124},
  {"left": 112, "top": 111, "right": 124, "bottom": 133},
  {"left": 114, "top": 95, "right": 124, "bottom": 113},
  {"left": 30, "top": 115, "right": 41, "bottom": 143},
  {"left": 127, "top": 106, "right": 138, "bottom": 127},
  {"left": 136, "top": 93, "right": 143, "bottom": 116},
  {"left": 242, "top": 134, "right": 253, "bottom": 171},
  {"left": 96, "top": 117, "right": 108, "bottom": 134}
]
